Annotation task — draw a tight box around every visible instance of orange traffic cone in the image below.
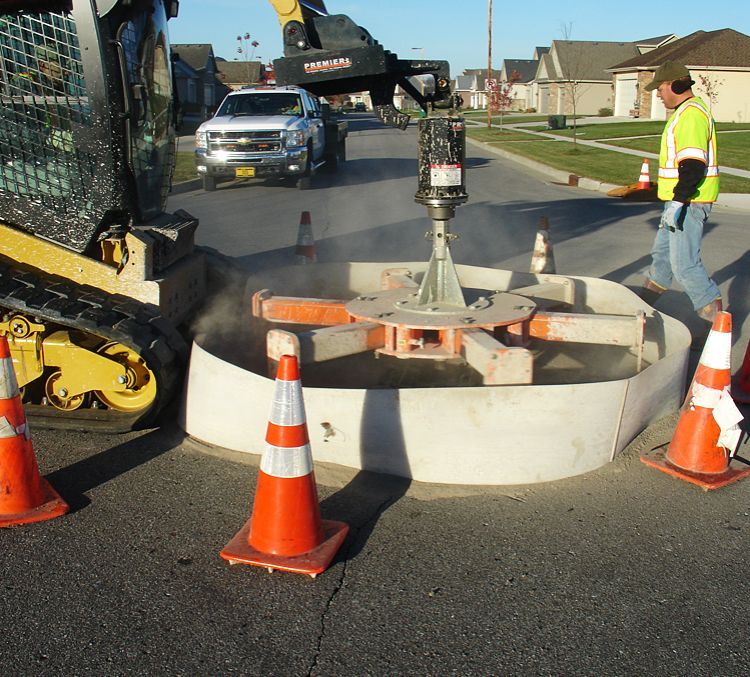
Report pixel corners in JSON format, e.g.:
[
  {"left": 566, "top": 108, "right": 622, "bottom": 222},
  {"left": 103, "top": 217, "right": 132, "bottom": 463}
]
[
  {"left": 641, "top": 312, "right": 749, "bottom": 490},
  {"left": 733, "top": 339, "right": 750, "bottom": 404},
  {"left": 220, "top": 354, "right": 348, "bottom": 576},
  {"left": 637, "top": 158, "right": 651, "bottom": 190},
  {"left": 0, "top": 335, "right": 69, "bottom": 526},
  {"left": 295, "top": 211, "right": 317, "bottom": 264},
  {"left": 530, "top": 216, "right": 555, "bottom": 274}
]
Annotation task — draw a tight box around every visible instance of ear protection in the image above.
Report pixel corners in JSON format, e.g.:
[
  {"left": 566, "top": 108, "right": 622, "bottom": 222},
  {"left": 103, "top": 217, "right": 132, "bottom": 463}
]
[{"left": 671, "top": 78, "right": 695, "bottom": 94}]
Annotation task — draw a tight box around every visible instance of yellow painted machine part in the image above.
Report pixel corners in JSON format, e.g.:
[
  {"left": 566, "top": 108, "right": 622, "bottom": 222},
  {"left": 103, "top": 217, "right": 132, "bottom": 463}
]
[
  {"left": 93, "top": 341, "right": 157, "bottom": 412},
  {"left": 268, "top": 0, "right": 305, "bottom": 24},
  {"left": 1, "top": 318, "right": 156, "bottom": 413},
  {"left": 0, "top": 220, "right": 159, "bottom": 305},
  {"left": 0, "top": 221, "right": 206, "bottom": 326},
  {"left": 42, "top": 331, "right": 129, "bottom": 398}
]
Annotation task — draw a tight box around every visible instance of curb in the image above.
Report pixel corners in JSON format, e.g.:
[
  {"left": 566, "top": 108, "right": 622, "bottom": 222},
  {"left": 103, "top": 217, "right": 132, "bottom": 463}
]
[{"left": 466, "top": 136, "right": 750, "bottom": 211}]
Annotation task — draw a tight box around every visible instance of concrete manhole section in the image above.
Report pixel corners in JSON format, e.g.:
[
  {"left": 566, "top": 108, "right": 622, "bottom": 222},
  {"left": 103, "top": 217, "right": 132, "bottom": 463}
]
[{"left": 180, "top": 261, "right": 691, "bottom": 485}]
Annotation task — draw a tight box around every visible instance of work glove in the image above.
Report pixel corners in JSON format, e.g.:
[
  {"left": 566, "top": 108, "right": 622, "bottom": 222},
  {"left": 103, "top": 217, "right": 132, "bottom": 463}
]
[{"left": 661, "top": 200, "right": 686, "bottom": 230}]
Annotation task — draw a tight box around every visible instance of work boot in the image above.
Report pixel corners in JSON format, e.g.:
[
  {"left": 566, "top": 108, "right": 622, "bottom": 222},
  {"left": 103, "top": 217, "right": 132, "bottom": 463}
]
[
  {"left": 697, "top": 298, "right": 723, "bottom": 323},
  {"left": 638, "top": 279, "right": 666, "bottom": 306}
]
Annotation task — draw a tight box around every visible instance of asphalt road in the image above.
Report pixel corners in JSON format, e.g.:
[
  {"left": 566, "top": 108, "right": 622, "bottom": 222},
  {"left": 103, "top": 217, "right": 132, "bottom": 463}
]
[{"left": 2, "top": 114, "right": 750, "bottom": 675}]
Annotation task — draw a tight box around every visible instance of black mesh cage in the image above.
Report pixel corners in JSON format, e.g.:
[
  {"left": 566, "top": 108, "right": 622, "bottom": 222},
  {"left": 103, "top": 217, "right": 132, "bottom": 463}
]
[{"left": 0, "top": 11, "right": 113, "bottom": 252}]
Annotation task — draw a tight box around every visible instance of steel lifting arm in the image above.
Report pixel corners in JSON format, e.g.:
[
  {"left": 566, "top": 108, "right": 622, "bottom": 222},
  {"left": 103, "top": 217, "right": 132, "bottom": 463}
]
[{"left": 267, "top": 0, "right": 456, "bottom": 129}]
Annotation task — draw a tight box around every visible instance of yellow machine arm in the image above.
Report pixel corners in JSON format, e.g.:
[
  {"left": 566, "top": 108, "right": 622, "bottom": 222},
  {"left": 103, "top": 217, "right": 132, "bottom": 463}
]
[
  {"left": 268, "top": 0, "right": 327, "bottom": 25},
  {"left": 266, "top": 0, "right": 455, "bottom": 129}
]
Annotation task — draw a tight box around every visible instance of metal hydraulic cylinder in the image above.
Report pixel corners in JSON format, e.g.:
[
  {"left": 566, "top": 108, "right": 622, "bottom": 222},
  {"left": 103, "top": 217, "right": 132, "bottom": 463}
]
[{"left": 414, "top": 117, "right": 468, "bottom": 307}]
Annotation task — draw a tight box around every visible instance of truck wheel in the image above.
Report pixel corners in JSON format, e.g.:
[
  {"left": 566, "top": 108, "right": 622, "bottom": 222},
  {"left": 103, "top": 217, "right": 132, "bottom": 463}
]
[
  {"left": 202, "top": 175, "right": 216, "bottom": 192},
  {"left": 301, "top": 146, "right": 312, "bottom": 177}
]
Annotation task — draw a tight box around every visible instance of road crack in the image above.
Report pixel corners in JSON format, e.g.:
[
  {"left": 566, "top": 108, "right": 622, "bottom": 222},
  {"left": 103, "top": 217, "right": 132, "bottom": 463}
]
[{"left": 307, "top": 492, "right": 400, "bottom": 676}]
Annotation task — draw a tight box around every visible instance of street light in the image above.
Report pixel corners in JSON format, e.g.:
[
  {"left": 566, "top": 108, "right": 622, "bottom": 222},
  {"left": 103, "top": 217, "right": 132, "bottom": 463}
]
[{"left": 411, "top": 46, "right": 424, "bottom": 60}]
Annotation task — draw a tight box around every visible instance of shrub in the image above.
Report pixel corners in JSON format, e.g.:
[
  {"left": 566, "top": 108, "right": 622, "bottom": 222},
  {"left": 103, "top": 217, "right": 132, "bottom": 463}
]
[{"left": 598, "top": 107, "right": 613, "bottom": 117}]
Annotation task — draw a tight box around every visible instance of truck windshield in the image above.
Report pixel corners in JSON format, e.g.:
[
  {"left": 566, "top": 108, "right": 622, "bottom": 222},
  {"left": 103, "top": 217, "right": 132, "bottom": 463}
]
[{"left": 218, "top": 93, "right": 303, "bottom": 117}]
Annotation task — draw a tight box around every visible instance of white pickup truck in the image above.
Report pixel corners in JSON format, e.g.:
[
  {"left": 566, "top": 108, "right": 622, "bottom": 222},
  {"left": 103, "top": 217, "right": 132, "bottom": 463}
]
[{"left": 194, "top": 85, "right": 348, "bottom": 191}]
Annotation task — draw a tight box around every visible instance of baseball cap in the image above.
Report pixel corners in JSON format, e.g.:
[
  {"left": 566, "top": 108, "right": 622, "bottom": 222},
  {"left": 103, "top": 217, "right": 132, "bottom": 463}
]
[{"left": 644, "top": 62, "right": 691, "bottom": 91}]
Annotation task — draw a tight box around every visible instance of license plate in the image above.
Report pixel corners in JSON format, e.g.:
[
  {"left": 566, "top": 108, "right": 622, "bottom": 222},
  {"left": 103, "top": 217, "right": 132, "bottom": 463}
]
[{"left": 235, "top": 167, "right": 255, "bottom": 178}]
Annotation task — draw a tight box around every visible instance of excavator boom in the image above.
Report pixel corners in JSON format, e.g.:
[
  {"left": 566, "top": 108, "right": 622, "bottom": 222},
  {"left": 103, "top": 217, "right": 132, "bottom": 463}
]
[{"left": 268, "top": 0, "right": 455, "bottom": 129}]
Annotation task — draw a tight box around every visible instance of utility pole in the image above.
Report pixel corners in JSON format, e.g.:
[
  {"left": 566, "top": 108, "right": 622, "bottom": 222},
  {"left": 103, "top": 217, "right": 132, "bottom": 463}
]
[{"left": 487, "top": 0, "right": 492, "bottom": 128}]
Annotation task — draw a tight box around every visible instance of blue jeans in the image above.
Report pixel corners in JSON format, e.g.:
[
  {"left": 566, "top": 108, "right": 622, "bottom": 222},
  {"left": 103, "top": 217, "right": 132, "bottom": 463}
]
[{"left": 649, "top": 202, "right": 721, "bottom": 310}]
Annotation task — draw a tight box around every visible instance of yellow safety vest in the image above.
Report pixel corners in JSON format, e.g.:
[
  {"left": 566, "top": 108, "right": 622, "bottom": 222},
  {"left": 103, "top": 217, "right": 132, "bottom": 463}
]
[{"left": 658, "top": 96, "right": 719, "bottom": 203}]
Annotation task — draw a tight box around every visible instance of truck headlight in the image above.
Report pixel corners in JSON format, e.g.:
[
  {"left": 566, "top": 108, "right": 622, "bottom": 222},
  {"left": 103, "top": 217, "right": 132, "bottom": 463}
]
[
  {"left": 284, "top": 130, "right": 306, "bottom": 147},
  {"left": 195, "top": 130, "right": 207, "bottom": 149}
]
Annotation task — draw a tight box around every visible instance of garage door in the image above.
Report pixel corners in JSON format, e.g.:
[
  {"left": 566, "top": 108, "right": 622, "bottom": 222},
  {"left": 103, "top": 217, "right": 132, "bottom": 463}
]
[
  {"left": 538, "top": 85, "right": 549, "bottom": 114},
  {"left": 615, "top": 77, "right": 638, "bottom": 116}
]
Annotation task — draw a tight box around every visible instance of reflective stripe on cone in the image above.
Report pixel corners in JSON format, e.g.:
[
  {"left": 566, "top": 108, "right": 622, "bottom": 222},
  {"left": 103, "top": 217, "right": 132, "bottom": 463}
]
[
  {"left": 641, "top": 312, "right": 750, "bottom": 490},
  {"left": 0, "top": 335, "right": 69, "bottom": 527},
  {"left": 220, "top": 354, "right": 348, "bottom": 575}
]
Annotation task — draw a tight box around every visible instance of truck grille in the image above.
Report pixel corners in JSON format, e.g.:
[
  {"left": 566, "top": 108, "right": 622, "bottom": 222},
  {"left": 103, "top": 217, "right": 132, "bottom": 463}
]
[{"left": 207, "top": 130, "right": 282, "bottom": 155}]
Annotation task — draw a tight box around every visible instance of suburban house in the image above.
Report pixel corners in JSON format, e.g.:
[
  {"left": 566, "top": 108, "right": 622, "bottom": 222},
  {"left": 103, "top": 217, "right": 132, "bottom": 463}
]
[
  {"left": 609, "top": 28, "right": 750, "bottom": 122},
  {"left": 453, "top": 73, "right": 481, "bottom": 109},
  {"left": 172, "top": 43, "right": 229, "bottom": 122},
  {"left": 452, "top": 68, "right": 502, "bottom": 109},
  {"left": 499, "top": 59, "right": 538, "bottom": 111},
  {"left": 216, "top": 60, "right": 264, "bottom": 91},
  {"left": 533, "top": 39, "right": 644, "bottom": 115}
]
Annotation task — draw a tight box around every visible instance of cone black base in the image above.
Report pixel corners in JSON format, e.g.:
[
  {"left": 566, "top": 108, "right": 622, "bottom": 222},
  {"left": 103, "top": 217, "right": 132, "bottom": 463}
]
[
  {"left": 641, "top": 449, "right": 750, "bottom": 491},
  {"left": 0, "top": 477, "right": 69, "bottom": 527},
  {"left": 220, "top": 518, "right": 349, "bottom": 577}
]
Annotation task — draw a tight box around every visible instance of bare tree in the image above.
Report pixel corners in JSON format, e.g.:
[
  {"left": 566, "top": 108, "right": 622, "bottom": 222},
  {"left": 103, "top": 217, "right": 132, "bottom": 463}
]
[
  {"left": 557, "top": 23, "right": 589, "bottom": 147},
  {"left": 697, "top": 74, "right": 724, "bottom": 112}
]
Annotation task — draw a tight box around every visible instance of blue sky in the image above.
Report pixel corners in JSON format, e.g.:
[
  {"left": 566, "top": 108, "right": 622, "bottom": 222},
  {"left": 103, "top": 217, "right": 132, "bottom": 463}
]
[{"left": 170, "top": 1, "right": 749, "bottom": 76}]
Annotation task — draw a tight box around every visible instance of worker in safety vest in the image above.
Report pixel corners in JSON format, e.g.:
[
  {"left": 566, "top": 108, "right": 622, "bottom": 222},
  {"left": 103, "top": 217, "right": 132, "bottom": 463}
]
[{"left": 639, "top": 62, "right": 721, "bottom": 324}]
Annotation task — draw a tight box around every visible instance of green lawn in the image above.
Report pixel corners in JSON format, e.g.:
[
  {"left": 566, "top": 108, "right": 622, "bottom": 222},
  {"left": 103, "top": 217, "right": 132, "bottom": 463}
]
[
  {"left": 466, "top": 129, "right": 750, "bottom": 193},
  {"left": 467, "top": 127, "right": 548, "bottom": 143},
  {"left": 463, "top": 112, "right": 554, "bottom": 124},
  {"left": 607, "top": 130, "right": 750, "bottom": 171},
  {"left": 173, "top": 151, "right": 197, "bottom": 183},
  {"left": 534, "top": 120, "right": 750, "bottom": 140}
]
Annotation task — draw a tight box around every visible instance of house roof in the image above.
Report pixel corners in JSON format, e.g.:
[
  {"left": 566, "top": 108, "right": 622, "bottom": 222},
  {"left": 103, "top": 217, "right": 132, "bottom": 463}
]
[
  {"left": 536, "top": 52, "right": 557, "bottom": 81},
  {"left": 551, "top": 40, "right": 640, "bottom": 80},
  {"left": 453, "top": 75, "right": 476, "bottom": 91},
  {"left": 502, "top": 59, "right": 537, "bottom": 83},
  {"left": 610, "top": 29, "right": 750, "bottom": 70},
  {"left": 172, "top": 44, "right": 213, "bottom": 71},
  {"left": 462, "top": 68, "right": 502, "bottom": 81},
  {"left": 216, "top": 60, "right": 263, "bottom": 84},
  {"left": 635, "top": 34, "right": 675, "bottom": 48}
]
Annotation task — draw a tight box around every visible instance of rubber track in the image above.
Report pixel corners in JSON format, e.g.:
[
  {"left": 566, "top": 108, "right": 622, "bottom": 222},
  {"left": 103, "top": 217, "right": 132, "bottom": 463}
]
[{"left": 0, "top": 258, "right": 188, "bottom": 432}]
